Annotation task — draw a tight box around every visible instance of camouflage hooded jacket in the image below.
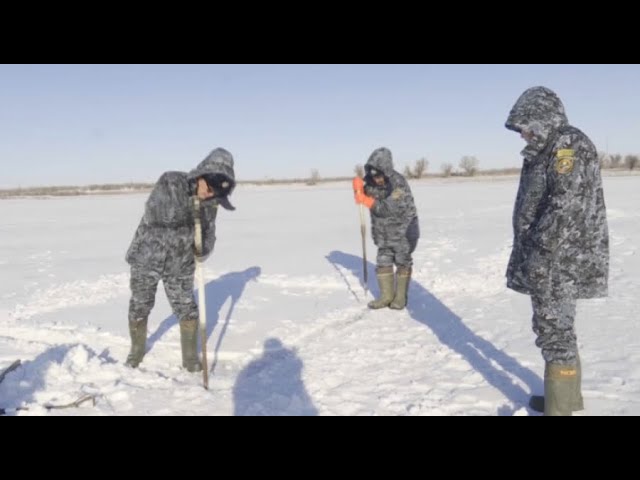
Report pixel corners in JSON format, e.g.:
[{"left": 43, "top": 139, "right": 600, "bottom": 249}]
[
  {"left": 505, "top": 87, "right": 609, "bottom": 298},
  {"left": 125, "top": 148, "right": 235, "bottom": 276},
  {"left": 364, "top": 147, "right": 420, "bottom": 248}
]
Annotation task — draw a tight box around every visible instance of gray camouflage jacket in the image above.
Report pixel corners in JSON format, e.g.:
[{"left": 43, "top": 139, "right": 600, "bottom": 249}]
[
  {"left": 125, "top": 148, "right": 235, "bottom": 276},
  {"left": 364, "top": 148, "right": 420, "bottom": 248},
  {"left": 505, "top": 87, "right": 609, "bottom": 298}
]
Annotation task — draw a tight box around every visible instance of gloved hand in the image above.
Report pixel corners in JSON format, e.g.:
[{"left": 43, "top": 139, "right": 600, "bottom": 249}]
[
  {"left": 196, "top": 253, "right": 210, "bottom": 263},
  {"left": 355, "top": 191, "right": 375, "bottom": 209},
  {"left": 353, "top": 176, "right": 364, "bottom": 195},
  {"left": 194, "top": 244, "right": 209, "bottom": 263},
  {"left": 352, "top": 177, "right": 375, "bottom": 208}
]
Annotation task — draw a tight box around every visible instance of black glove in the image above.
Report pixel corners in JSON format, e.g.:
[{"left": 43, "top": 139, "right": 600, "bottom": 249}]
[{"left": 196, "top": 253, "right": 210, "bottom": 263}]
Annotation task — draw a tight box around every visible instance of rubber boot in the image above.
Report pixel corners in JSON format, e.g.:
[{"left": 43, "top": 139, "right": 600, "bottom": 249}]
[
  {"left": 543, "top": 363, "right": 579, "bottom": 416},
  {"left": 125, "top": 318, "right": 148, "bottom": 368},
  {"left": 180, "top": 318, "right": 203, "bottom": 372},
  {"left": 368, "top": 266, "right": 395, "bottom": 309},
  {"left": 390, "top": 267, "right": 411, "bottom": 310},
  {"left": 529, "top": 354, "right": 584, "bottom": 413}
]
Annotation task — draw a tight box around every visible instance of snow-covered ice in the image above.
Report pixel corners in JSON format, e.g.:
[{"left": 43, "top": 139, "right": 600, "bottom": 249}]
[{"left": 1, "top": 176, "right": 638, "bottom": 415}]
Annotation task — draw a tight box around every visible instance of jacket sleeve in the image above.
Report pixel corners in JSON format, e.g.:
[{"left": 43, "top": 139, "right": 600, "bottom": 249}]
[
  {"left": 143, "top": 172, "right": 172, "bottom": 225},
  {"left": 370, "top": 177, "right": 413, "bottom": 218},
  {"left": 199, "top": 201, "right": 218, "bottom": 258},
  {"left": 526, "top": 133, "right": 593, "bottom": 253},
  {"left": 143, "top": 172, "right": 191, "bottom": 227}
]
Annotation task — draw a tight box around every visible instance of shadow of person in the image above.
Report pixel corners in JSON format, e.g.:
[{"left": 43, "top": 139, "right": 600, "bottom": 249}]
[
  {"left": 233, "top": 338, "right": 318, "bottom": 416},
  {"left": 326, "top": 251, "right": 379, "bottom": 303},
  {"left": 327, "top": 250, "right": 542, "bottom": 415},
  {"left": 147, "top": 266, "right": 261, "bottom": 372}
]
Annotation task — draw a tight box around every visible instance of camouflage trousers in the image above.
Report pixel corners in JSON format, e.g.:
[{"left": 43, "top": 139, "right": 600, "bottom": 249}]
[
  {"left": 128, "top": 266, "right": 198, "bottom": 323},
  {"left": 531, "top": 295, "right": 578, "bottom": 365},
  {"left": 377, "top": 237, "right": 418, "bottom": 269}
]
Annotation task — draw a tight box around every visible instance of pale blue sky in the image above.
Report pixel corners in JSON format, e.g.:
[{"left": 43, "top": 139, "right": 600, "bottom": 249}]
[{"left": 0, "top": 64, "right": 638, "bottom": 187}]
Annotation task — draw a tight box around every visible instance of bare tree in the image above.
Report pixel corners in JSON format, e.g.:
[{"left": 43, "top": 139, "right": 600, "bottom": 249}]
[
  {"left": 610, "top": 154, "right": 622, "bottom": 169},
  {"left": 403, "top": 165, "right": 415, "bottom": 179},
  {"left": 402, "top": 158, "right": 429, "bottom": 179},
  {"left": 441, "top": 163, "right": 453, "bottom": 177},
  {"left": 307, "top": 169, "right": 321, "bottom": 186},
  {"left": 624, "top": 154, "right": 639, "bottom": 171},
  {"left": 413, "top": 158, "right": 428, "bottom": 178},
  {"left": 598, "top": 151, "right": 610, "bottom": 169},
  {"left": 459, "top": 156, "right": 479, "bottom": 176},
  {"left": 354, "top": 164, "right": 365, "bottom": 178}
]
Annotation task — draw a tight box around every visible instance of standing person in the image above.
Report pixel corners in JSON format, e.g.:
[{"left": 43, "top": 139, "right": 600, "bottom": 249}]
[
  {"left": 125, "top": 148, "right": 236, "bottom": 372},
  {"left": 505, "top": 86, "right": 609, "bottom": 415},
  {"left": 353, "top": 147, "right": 420, "bottom": 310}
]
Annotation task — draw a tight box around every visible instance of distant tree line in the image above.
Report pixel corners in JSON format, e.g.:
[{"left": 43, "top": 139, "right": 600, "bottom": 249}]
[
  {"left": 354, "top": 156, "right": 483, "bottom": 179},
  {"left": 409, "top": 156, "right": 480, "bottom": 178},
  {"left": 6, "top": 151, "right": 636, "bottom": 198},
  {"left": 599, "top": 152, "right": 639, "bottom": 170},
  {"left": 0, "top": 182, "right": 153, "bottom": 198}
]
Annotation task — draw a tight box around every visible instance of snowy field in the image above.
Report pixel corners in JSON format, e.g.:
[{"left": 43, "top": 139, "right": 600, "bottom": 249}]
[{"left": 1, "top": 175, "right": 638, "bottom": 416}]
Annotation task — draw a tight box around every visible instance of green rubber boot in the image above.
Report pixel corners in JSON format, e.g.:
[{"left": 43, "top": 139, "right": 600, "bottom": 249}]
[
  {"left": 530, "top": 354, "right": 584, "bottom": 413},
  {"left": 368, "top": 266, "right": 395, "bottom": 309},
  {"left": 389, "top": 267, "right": 411, "bottom": 310},
  {"left": 180, "top": 318, "right": 203, "bottom": 373},
  {"left": 542, "top": 363, "right": 579, "bottom": 416},
  {"left": 125, "top": 318, "right": 148, "bottom": 368}
]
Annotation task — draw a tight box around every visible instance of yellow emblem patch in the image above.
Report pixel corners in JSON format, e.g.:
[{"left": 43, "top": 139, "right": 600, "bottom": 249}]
[
  {"left": 555, "top": 149, "right": 575, "bottom": 175},
  {"left": 391, "top": 189, "right": 404, "bottom": 200}
]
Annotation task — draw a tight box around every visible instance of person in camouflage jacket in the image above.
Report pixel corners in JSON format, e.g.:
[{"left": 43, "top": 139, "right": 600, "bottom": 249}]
[
  {"left": 125, "top": 148, "right": 236, "bottom": 372},
  {"left": 505, "top": 86, "right": 609, "bottom": 415},
  {"left": 353, "top": 147, "right": 420, "bottom": 310}
]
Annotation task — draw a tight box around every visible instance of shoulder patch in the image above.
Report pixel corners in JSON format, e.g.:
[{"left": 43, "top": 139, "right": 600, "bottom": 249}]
[
  {"left": 555, "top": 149, "right": 575, "bottom": 175},
  {"left": 391, "top": 189, "right": 404, "bottom": 200}
]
